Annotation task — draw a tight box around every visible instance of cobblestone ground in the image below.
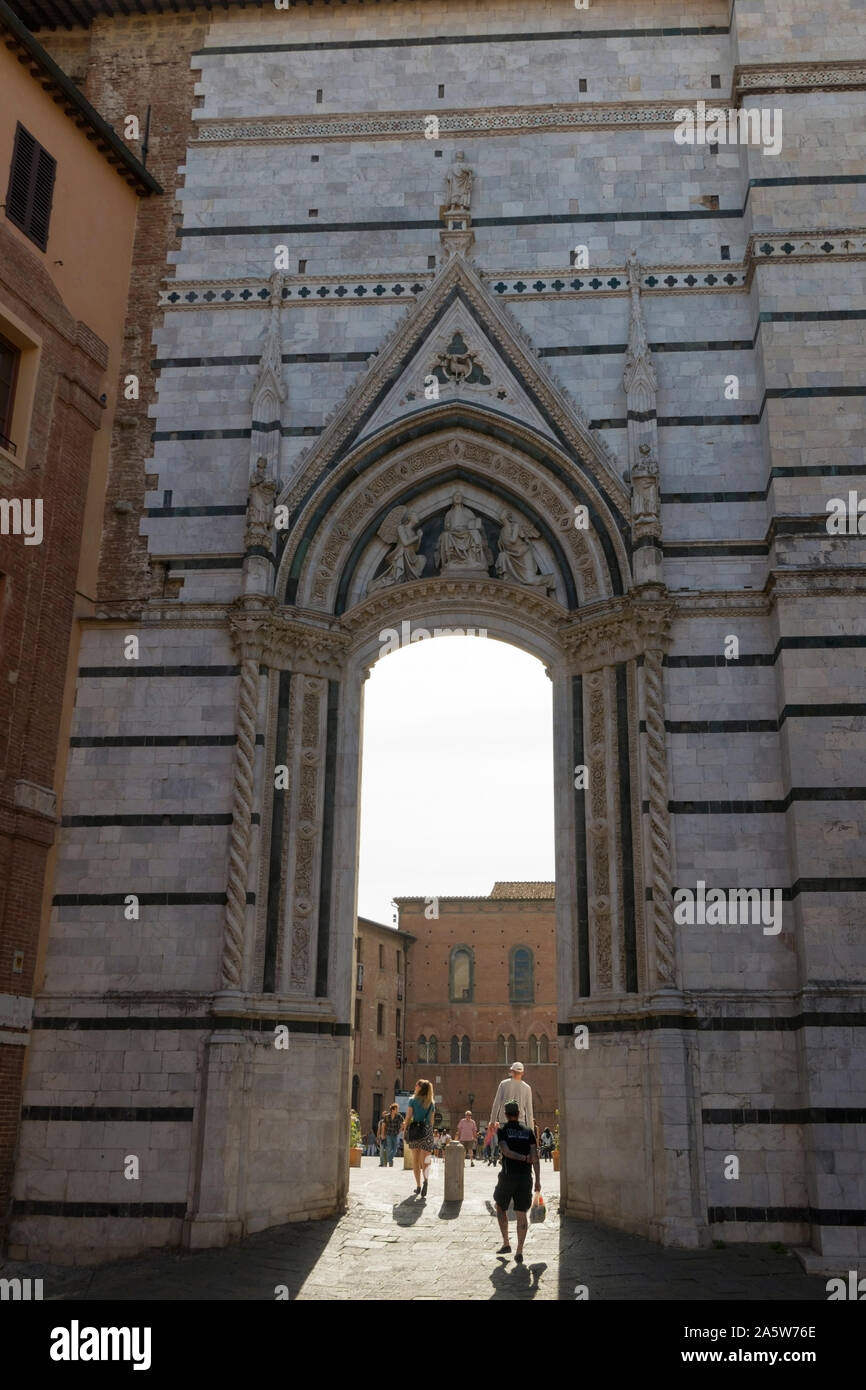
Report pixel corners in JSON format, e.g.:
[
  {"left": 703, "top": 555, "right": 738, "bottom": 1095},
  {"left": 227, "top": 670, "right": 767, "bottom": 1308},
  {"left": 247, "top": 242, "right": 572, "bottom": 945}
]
[{"left": 2, "top": 1157, "right": 828, "bottom": 1301}]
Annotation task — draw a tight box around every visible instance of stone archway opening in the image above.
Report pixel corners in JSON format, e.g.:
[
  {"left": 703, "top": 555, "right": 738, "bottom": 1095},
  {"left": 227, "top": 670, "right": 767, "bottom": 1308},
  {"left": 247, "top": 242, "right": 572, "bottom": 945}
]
[{"left": 354, "top": 631, "right": 558, "bottom": 1149}]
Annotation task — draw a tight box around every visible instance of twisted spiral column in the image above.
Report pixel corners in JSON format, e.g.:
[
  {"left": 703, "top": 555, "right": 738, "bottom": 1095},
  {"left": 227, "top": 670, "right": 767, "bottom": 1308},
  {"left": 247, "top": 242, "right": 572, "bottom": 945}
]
[
  {"left": 644, "top": 647, "right": 677, "bottom": 986},
  {"left": 221, "top": 655, "right": 259, "bottom": 989}
]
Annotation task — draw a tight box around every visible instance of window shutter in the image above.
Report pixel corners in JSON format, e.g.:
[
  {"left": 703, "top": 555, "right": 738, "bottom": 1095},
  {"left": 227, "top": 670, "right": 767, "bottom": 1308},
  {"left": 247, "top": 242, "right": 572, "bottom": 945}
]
[
  {"left": 6, "top": 125, "right": 35, "bottom": 227},
  {"left": 29, "top": 146, "right": 56, "bottom": 250},
  {"left": 6, "top": 124, "right": 56, "bottom": 251}
]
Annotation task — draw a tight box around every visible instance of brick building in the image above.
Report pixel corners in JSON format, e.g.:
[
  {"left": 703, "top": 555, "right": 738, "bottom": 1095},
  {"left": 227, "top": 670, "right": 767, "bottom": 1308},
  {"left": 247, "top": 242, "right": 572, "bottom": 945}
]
[
  {"left": 0, "top": 0, "right": 157, "bottom": 1243},
  {"left": 351, "top": 916, "right": 413, "bottom": 1137},
  {"left": 399, "top": 884, "right": 558, "bottom": 1133}
]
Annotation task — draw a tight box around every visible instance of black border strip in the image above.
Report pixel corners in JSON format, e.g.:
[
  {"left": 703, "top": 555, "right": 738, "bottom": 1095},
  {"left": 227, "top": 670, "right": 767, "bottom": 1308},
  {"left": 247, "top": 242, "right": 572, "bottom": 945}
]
[
  {"left": 315, "top": 679, "right": 340, "bottom": 998},
  {"left": 557, "top": 1011, "right": 866, "bottom": 1035},
  {"left": 51, "top": 893, "right": 254, "bottom": 906},
  {"left": 78, "top": 665, "right": 240, "bottom": 678},
  {"left": 703, "top": 1107, "right": 866, "bottom": 1124},
  {"left": 11, "top": 1201, "right": 187, "bottom": 1218},
  {"left": 708, "top": 1206, "right": 866, "bottom": 1225},
  {"left": 194, "top": 25, "right": 730, "bottom": 57},
  {"left": 572, "top": 675, "right": 590, "bottom": 999},
  {"left": 263, "top": 669, "right": 291, "bottom": 993},
  {"left": 31, "top": 1016, "right": 352, "bottom": 1034},
  {"left": 668, "top": 789, "right": 866, "bottom": 814},
  {"left": 616, "top": 664, "right": 637, "bottom": 993},
  {"left": 21, "top": 1106, "right": 194, "bottom": 1121}
]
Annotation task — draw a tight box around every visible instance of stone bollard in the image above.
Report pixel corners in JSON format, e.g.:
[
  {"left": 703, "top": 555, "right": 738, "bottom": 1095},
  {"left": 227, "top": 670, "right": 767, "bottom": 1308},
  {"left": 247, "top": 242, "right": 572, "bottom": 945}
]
[{"left": 444, "top": 1142, "right": 465, "bottom": 1201}]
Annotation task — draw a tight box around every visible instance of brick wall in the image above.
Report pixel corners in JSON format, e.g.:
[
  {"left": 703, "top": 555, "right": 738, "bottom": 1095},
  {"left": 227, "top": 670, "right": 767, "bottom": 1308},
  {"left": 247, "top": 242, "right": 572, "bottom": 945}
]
[{"left": 0, "top": 224, "right": 106, "bottom": 1241}]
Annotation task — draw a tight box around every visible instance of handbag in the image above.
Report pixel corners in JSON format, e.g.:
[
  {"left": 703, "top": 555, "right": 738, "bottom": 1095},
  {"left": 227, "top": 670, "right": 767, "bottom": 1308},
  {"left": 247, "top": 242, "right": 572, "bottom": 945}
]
[{"left": 406, "top": 1103, "right": 429, "bottom": 1142}]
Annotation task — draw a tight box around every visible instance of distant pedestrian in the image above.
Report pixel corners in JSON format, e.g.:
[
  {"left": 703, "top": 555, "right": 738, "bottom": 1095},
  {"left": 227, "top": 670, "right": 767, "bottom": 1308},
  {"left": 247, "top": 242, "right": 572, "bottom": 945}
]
[
  {"left": 493, "top": 1101, "right": 541, "bottom": 1263},
  {"left": 456, "top": 1111, "right": 478, "bottom": 1166},
  {"left": 377, "top": 1111, "right": 388, "bottom": 1166},
  {"left": 540, "top": 1127, "right": 554, "bottom": 1161},
  {"left": 484, "top": 1120, "right": 498, "bottom": 1165},
  {"left": 489, "top": 1061, "right": 534, "bottom": 1131},
  {"left": 365, "top": 1130, "right": 378, "bottom": 1157},
  {"left": 402, "top": 1078, "right": 435, "bottom": 1198},
  {"left": 380, "top": 1103, "right": 402, "bottom": 1167}
]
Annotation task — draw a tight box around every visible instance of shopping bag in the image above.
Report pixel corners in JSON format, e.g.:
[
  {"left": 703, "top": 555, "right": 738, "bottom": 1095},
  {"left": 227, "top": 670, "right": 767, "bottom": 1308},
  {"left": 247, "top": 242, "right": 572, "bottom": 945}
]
[{"left": 529, "top": 1193, "right": 546, "bottom": 1222}]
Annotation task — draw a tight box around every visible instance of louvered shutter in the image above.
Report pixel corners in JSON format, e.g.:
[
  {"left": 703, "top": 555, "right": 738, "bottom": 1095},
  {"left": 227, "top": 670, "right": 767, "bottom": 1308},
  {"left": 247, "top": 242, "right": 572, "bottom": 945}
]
[{"left": 6, "top": 123, "right": 56, "bottom": 251}]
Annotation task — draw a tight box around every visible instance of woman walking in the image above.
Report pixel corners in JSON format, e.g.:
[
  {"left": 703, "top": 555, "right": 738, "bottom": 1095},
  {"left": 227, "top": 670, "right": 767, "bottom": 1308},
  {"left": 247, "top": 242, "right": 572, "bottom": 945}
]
[{"left": 402, "top": 1078, "right": 435, "bottom": 1198}]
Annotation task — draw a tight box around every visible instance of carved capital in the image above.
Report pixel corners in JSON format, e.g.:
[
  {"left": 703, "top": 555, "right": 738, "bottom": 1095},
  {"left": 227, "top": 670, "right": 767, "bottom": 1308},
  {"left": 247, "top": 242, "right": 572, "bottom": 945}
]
[{"left": 562, "top": 595, "right": 674, "bottom": 671}]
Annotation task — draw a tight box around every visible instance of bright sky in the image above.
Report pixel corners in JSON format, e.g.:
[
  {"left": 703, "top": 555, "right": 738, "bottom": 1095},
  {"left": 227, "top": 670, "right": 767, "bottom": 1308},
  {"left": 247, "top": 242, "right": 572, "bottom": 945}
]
[{"left": 357, "top": 635, "right": 555, "bottom": 926}]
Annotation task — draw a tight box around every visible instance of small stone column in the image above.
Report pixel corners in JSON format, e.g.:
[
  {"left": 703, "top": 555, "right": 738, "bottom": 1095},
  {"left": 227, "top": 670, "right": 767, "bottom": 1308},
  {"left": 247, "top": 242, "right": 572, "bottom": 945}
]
[{"left": 444, "top": 1142, "right": 465, "bottom": 1201}]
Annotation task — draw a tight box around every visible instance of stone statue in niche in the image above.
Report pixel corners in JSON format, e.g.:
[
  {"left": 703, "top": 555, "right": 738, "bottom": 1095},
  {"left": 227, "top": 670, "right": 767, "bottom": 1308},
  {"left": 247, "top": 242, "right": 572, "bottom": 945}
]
[
  {"left": 367, "top": 506, "right": 426, "bottom": 592},
  {"left": 631, "top": 442, "right": 661, "bottom": 531},
  {"left": 245, "top": 455, "right": 277, "bottom": 550},
  {"left": 436, "top": 491, "right": 492, "bottom": 574},
  {"left": 495, "top": 509, "right": 556, "bottom": 592},
  {"left": 444, "top": 151, "right": 473, "bottom": 213}
]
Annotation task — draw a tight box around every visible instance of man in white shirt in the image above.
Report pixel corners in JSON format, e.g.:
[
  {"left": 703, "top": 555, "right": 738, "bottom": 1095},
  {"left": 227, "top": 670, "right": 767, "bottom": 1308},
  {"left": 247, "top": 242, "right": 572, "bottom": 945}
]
[{"left": 489, "top": 1061, "right": 534, "bottom": 1131}]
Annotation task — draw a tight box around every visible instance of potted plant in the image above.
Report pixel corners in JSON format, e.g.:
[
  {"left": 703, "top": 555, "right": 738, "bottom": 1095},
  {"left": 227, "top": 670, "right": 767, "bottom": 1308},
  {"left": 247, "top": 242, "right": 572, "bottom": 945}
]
[
  {"left": 349, "top": 1109, "right": 363, "bottom": 1167},
  {"left": 552, "top": 1113, "right": 561, "bottom": 1172}
]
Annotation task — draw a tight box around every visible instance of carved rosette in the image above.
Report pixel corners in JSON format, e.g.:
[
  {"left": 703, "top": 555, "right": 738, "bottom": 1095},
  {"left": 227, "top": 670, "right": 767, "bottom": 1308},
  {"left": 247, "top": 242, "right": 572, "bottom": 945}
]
[{"left": 644, "top": 647, "right": 676, "bottom": 986}]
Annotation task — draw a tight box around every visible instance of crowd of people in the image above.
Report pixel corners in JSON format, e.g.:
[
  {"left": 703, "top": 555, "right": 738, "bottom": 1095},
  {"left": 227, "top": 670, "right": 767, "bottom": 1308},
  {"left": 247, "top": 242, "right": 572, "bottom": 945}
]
[{"left": 361, "top": 1061, "right": 557, "bottom": 1262}]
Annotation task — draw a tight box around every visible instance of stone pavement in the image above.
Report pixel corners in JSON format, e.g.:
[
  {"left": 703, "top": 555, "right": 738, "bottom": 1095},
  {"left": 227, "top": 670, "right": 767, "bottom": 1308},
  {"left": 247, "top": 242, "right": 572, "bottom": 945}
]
[{"left": 1, "top": 1157, "right": 829, "bottom": 1301}]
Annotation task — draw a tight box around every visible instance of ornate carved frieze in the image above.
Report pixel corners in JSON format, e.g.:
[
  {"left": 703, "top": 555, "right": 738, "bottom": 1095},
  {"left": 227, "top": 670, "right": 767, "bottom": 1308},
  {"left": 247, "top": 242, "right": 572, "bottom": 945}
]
[
  {"left": 289, "top": 435, "right": 605, "bottom": 611},
  {"left": 193, "top": 100, "right": 721, "bottom": 146},
  {"left": 734, "top": 60, "right": 866, "bottom": 96}
]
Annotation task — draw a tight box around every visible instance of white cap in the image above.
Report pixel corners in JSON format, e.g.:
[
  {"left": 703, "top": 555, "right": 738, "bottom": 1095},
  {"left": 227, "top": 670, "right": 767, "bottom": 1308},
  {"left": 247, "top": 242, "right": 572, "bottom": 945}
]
[{"left": 510, "top": 1061, "right": 524, "bottom": 1073}]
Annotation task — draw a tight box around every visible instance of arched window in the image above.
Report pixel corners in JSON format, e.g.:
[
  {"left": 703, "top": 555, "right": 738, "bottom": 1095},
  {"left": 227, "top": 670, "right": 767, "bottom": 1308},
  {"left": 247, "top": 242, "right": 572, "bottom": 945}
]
[
  {"left": 497, "top": 1034, "right": 507, "bottom": 1065},
  {"left": 428, "top": 1034, "right": 438, "bottom": 1063},
  {"left": 461, "top": 1034, "right": 470, "bottom": 1063},
  {"left": 417, "top": 1033, "right": 427, "bottom": 1062},
  {"left": 529, "top": 1032, "right": 538, "bottom": 1062},
  {"left": 508, "top": 1034, "right": 516, "bottom": 1065},
  {"left": 539, "top": 1034, "right": 549, "bottom": 1064},
  {"left": 449, "top": 945, "right": 474, "bottom": 1002},
  {"left": 450, "top": 1034, "right": 471, "bottom": 1064},
  {"left": 509, "top": 946, "right": 534, "bottom": 1003}
]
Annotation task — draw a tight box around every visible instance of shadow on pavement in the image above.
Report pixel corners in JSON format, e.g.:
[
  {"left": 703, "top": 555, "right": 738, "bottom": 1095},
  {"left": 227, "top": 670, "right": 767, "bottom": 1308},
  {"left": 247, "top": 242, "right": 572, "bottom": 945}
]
[
  {"left": 391, "top": 1197, "right": 427, "bottom": 1226},
  {"left": 436, "top": 1201, "right": 463, "bottom": 1220},
  {"left": 489, "top": 1260, "right": 546, "bottom": 1299}
]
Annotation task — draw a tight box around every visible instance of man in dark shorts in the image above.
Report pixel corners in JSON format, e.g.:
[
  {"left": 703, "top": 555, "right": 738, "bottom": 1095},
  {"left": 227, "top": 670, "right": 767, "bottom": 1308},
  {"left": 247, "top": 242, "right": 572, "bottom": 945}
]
[{"left": 493, "top": 1101, "right": 541, "bottom": 1263}]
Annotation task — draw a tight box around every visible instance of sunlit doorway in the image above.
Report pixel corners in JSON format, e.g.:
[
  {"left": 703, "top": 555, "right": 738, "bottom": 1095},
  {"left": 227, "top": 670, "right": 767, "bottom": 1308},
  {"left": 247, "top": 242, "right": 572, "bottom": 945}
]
[{"left": 352, "top": 635, "right": 557, "bottom": 1163}]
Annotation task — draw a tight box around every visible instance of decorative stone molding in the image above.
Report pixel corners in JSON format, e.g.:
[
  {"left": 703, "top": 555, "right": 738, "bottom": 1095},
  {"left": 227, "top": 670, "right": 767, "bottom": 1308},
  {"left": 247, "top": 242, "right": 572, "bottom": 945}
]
[
  {"left": 193, "top": 100, "right": 715, "bottom": 147},
  {"left": 14, "top": 780, "right": 57, "bottom": 819},
  {"left": 734, "top": 61, "right": 866, "bottom": 97}
]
